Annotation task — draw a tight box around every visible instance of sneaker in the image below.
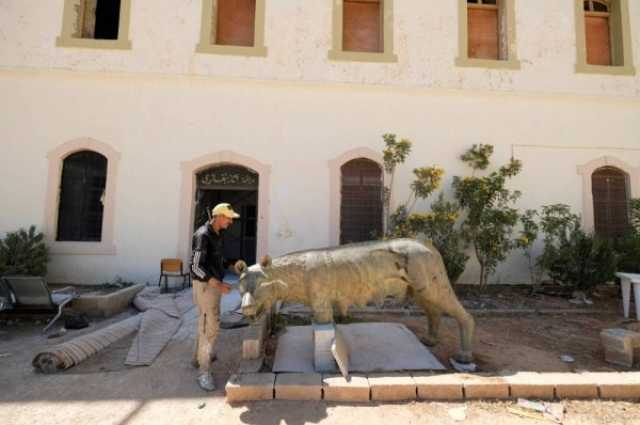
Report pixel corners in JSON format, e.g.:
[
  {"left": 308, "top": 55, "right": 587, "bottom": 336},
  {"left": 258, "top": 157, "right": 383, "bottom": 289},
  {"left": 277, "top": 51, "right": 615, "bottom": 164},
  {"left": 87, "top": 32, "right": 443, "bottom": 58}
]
[{"left": 198, "top": 373, "right": 216, "bottom": 391}]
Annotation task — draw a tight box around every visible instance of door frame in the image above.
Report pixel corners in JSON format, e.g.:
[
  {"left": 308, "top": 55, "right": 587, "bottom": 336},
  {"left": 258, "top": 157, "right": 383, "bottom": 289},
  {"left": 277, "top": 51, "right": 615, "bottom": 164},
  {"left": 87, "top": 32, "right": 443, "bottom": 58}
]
[{"left": 178, "top": 150, "right": 271, "bottom": 266}]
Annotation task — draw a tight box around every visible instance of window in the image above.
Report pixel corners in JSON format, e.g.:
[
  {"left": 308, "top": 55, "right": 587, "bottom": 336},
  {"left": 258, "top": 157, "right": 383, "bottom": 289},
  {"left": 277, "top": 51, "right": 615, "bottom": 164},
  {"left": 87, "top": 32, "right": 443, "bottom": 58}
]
[
  {"left": 196, "top": 0, "right": 267, "bottom": 56},
  {"left": 575, "top": 0, "right": 635, "bottom": 75},
  {"left": 456, "top": 0, "right": 519, "bottom": 69},
  {"left": 56, "top": 151, "right": 108, "bottom": 242},
  {"left": 592, "top": 166, "right": 629, "bottom": 238},
  {"left": 56, "top": 0, "right": 132, "bottom": 49},
  {"left": 45, "top": 139, "right": 120, "bottom": 255},
  {"left": 329, "top": 0, "right": 397, "bottom": 63},
  {"left": 340, "top": 159, "right": 383, "bottom": 244}
]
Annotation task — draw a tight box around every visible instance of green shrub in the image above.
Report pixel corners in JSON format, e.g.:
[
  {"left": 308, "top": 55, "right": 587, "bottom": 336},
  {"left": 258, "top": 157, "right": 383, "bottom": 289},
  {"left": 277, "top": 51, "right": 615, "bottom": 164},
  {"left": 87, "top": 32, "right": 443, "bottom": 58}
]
[
  {"left": 0, "top": 226, "right": 49, "bottom": 276},
  {"left": 538, "top": 205, "right": 616, "bottom": 291},
  {"left": 613, "top": 233, "right": 640, "bottom": 273}
]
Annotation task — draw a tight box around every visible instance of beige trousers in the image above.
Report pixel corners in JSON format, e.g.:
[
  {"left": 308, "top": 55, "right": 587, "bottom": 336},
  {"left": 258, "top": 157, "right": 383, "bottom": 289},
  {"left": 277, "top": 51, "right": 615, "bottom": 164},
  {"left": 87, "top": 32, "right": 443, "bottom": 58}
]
[{"left": 192, "top": 279, "right": 221, "bottom": 374}]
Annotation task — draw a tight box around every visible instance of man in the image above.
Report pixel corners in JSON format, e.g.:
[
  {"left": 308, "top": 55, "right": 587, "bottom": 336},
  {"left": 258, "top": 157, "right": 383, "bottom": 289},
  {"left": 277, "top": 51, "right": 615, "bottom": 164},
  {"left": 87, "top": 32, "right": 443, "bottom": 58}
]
[{"left": 191, "top": 202, "right": 238, "bottom": 391}]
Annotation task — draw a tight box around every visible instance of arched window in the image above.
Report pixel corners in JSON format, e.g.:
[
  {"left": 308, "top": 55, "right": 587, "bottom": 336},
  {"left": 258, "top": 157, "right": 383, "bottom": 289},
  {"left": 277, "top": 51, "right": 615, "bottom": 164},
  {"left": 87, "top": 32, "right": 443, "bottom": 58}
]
[
  {"left": 583, "top": 0, "right": 612, "bottom": 65},
  {"left": 56, "top": 151, "right": 108, "bottom": 242},
  {"left": 592, "top": 166, "right": 629, "bottom": 238},
  {"left": 340, "top": 158, "right": 383, "bottom": 244}
]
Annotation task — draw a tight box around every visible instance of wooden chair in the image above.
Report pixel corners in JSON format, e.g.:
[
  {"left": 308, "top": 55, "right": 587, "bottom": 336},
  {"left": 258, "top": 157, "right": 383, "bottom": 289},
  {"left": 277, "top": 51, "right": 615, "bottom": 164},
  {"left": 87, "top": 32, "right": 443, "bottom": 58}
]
[{"left": 158, "top": 258, "right": 191, "bottom": 292}]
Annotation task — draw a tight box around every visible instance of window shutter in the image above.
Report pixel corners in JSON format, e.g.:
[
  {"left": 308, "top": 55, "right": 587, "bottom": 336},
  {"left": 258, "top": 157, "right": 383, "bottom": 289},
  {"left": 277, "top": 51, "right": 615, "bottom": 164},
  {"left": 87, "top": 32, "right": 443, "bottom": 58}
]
[
  {"left": 468, "top": 6, "right": 499, "bottom": 60},
  {"left": 343, "top": 0, "right": 382, "bottom": 53},
  {"left": 585, "top": 15, "right": 611, "bottom": 65},
  {"left": 216, "top": 0, "right": 256, "bottom": 47},
  {"left": 592, "top": 167, "right": 629, "bottom": 238}
]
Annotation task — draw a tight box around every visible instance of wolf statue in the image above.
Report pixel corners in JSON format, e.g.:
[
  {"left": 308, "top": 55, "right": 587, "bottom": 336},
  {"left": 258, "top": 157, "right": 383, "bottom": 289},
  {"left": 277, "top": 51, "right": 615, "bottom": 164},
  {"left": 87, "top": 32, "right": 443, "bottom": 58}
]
[{"left": 235, "top": 238, "right": 475, "bottom": 363}]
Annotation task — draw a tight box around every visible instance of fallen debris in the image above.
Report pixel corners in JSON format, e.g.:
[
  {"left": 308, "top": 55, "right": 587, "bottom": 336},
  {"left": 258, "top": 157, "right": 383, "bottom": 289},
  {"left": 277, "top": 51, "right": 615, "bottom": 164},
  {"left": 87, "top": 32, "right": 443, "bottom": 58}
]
[
  {"left": 560, "top": 354, "right": 575, "bottom": 363},
  {"left": 508, "top": 398, "right": 564, "bottom": 423}
]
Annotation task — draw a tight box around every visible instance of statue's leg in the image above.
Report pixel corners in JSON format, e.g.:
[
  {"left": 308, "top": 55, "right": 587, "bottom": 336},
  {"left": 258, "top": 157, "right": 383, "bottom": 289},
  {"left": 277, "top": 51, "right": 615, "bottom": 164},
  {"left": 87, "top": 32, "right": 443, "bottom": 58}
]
[
  {"left": 440, "top": 290, "right": 475, "bottom": 363},
  {"left": 409, "top": 254, "right": 475, "bottom": 363},
  {"left": 423, "top": 304, "right": 442, "bottom": 347}
]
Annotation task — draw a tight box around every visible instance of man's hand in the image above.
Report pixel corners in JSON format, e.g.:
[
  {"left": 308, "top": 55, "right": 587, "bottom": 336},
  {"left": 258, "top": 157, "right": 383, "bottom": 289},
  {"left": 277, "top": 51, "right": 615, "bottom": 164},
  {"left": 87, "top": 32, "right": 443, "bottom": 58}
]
[{"left": 208, "top": 278, "right": 232, "bottom": 294}]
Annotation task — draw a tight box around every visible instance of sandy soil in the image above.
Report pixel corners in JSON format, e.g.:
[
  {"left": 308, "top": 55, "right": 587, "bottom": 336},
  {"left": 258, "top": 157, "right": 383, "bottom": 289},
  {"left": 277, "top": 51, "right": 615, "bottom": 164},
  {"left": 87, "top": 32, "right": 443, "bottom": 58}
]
[{"left": 1, "top": 286, "right": 639, "bottom": 425}]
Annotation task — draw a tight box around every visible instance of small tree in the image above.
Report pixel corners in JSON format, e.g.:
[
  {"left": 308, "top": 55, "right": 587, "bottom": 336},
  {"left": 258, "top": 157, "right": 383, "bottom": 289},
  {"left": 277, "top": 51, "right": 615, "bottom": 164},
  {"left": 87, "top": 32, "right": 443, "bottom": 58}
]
[
  {"left": 516, "top": 209, "right": 542, "bottom": 285},
  {"left": 453, "top": 144, "right": 522, "bottom": 287},
  {"left": 380, "top": 134, "right": 468, "bottom": 282},
  {"left": 0, "top": 226, "right": 49, "bottom": 276},
  {"left": 382, "top": 133, "right": 412, "bottom": 234}
]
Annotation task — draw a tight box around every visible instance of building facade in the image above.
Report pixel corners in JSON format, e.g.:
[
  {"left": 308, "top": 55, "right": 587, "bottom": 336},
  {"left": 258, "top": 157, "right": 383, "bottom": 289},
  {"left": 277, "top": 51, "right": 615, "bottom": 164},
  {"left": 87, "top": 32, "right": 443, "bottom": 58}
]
[{"left": 1, "top": 0, "right": 639, "bottom": 285}]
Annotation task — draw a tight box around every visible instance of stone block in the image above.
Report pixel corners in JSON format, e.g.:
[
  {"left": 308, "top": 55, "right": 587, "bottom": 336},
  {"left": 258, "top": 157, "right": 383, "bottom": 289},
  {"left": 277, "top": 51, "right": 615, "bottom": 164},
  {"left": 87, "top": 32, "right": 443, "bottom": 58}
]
[
  {"left": 322, "top": 374, "right": 370, "bottom": 402},
  {"left": 504, "top": 372, "right": 555, "bottom": 400},
  {"left": 546, "top": 373, "right": 598, "bottom": 399},
  {"left": 412, "top": 373, "right": 464, "bottom": 400},
  {"left": 242, "top": 313, "right": 268, "bottom": 360},
  {"left": 368, "top": 373, "right": 417, "bottom": 401},
  {"left": 72, "top": 284, "right": 144, "bottom": 317},
  {"left": 225, "top": 373, "right": 275, "bottom": 403},
  {"left": 584, "top": 372, "right": 640, "bottom": 399},
  {"left": 275, "top": 373, "right": 323, "bottom": 400},
  {"left": 314, "top": 323, "right": 337, "bottom": 372},
  {"left": 600, "top": 328, "right": 640, "bottom": 368},
  {"left": 461, "top": 374, "right": 510, "bottom": 399}
]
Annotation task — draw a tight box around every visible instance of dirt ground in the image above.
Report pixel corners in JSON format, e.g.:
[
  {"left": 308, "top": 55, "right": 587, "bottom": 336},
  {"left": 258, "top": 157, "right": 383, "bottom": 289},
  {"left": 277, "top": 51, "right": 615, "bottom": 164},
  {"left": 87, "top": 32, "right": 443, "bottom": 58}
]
[{"left": 1, "top": 285, "right": 640, "bottom": 425}]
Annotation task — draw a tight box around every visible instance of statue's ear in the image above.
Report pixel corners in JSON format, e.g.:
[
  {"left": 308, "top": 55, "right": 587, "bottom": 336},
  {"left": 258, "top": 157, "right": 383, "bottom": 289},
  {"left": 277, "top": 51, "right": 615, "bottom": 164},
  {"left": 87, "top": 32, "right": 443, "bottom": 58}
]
[
  {"left": 260, "top": 255, "right": 272, "bottom": 268},
  {"left": 234, "top": 260, "right": 248, "bottom": 275}
]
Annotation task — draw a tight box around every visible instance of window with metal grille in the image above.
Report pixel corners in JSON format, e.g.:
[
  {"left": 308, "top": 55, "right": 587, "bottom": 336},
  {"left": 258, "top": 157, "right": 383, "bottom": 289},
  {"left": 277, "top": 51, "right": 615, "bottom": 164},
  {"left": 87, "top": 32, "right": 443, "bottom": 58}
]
[
  {"left": 340, "top": 158, "right": 383, "bottom": 244},
  {"left": 467, "top": 0, "right": 499, "bottom": 60},
  {"left": 343, "top": 0, "right": 382, "bottom": 53},
  {"left": 215, "top": 0, "right": 256, "bottom": 47},
  {"left": 592, "top": 166, "right": 629, "bottom": 238},
  {"left": 56, "top": 151, "right": 107, "bottom": 242}
]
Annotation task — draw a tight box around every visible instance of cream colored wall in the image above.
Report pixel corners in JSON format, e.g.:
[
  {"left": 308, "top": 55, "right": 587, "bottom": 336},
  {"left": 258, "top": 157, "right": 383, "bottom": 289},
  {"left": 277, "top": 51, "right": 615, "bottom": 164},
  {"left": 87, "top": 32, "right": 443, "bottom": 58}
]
[
  {"left": 1, "top": 0, "right": 639, "bottom": 284},
  {"left": 0, "top": 0, "right": 639, "bottom": 97},
  {"left": 0, "top": 70, "right": 638, "bottom": 285}
]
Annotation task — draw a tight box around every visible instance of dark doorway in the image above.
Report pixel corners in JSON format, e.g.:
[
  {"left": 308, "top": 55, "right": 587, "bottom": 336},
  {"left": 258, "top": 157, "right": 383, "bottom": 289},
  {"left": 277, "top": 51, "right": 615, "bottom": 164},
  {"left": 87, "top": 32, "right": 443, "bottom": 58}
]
[
  {"left": 194, "top": 165, "right": 258, "bottom": 265},
  {"left": 94, "top": 0, "right": 121, "bottom": 40}
]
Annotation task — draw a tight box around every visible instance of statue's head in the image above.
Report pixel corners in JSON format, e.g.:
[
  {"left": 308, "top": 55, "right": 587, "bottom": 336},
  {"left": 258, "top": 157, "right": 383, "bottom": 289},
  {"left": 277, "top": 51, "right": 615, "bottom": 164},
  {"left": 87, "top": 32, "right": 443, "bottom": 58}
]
[{"left": 235, "top": 255, "right": 285, "bottom": 317}]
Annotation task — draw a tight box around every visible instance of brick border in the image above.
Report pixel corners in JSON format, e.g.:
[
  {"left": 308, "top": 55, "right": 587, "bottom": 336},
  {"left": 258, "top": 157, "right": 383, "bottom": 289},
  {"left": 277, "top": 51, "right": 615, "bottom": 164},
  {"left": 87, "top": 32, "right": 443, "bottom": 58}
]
[{"left": 225, "top": 372, "right": 640, "bottom": 403}]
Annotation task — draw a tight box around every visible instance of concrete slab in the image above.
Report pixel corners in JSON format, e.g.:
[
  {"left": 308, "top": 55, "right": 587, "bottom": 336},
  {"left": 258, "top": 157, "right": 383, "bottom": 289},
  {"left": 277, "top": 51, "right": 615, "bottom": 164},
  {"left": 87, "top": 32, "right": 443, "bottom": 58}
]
[
  {"left": 332, "top": 326, "right": 350, "bottom": 379},
  {"left": 225, "top": 373, "right": 275, "bottom": 403},
  {"left": 273, "top": 323, "right": 444, "bottom": 373},
  {"left": 275, "top": 373, "right": 323, "bottom": 400},
  {"left": 322, "top": 374, "right": 370, "bottom": 402}
]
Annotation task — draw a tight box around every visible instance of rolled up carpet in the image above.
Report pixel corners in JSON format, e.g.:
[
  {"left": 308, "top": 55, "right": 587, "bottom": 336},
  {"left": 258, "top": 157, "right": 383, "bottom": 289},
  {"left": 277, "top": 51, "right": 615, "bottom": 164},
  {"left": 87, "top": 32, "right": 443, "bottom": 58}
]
[{"left": 32, "top": 314, "right": 142, "bottom": 374}]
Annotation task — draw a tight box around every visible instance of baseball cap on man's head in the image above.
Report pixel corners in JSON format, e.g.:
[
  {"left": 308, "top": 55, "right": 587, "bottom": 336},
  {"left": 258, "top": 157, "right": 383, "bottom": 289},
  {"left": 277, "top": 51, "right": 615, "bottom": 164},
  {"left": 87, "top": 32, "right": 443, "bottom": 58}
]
[{"left": 212, "top": 203, "right": 240, "bottom": 219}]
